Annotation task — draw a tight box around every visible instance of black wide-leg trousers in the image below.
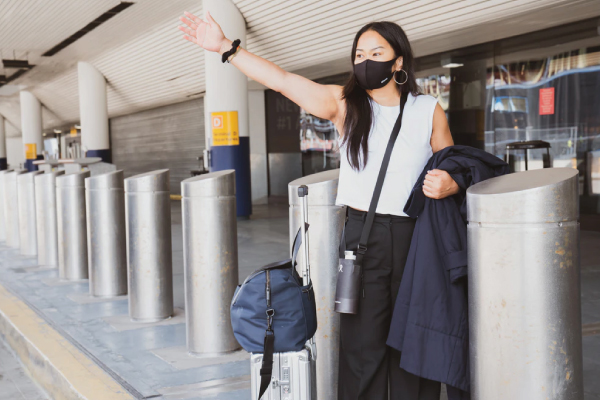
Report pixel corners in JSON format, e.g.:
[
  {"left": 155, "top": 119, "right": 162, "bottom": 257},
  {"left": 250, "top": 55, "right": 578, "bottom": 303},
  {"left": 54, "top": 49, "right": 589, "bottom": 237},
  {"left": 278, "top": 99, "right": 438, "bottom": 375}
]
[{"left": 338, "top": 207, "right": 441, "bottom": 400}]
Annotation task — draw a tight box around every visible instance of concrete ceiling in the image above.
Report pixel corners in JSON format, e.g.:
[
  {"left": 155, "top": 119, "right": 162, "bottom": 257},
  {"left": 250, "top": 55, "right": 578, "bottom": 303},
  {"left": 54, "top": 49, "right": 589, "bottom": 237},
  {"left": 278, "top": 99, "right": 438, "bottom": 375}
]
[{"left": 1, "top": 0, "right": 600, "bottom": 137}]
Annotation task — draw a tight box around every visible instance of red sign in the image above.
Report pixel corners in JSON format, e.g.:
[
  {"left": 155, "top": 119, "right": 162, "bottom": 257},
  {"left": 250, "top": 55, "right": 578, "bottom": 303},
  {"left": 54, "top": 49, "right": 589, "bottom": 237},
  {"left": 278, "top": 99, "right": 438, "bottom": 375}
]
[{"left": 539, "top": 87, "right": 555, "bottom": 115}]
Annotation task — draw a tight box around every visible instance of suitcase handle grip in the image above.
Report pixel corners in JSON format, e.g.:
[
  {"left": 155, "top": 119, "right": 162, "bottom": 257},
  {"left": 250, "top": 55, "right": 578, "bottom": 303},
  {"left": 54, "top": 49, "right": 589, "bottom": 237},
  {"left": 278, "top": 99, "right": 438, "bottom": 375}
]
[{"left": 298, "top": 185, "right": 308, "bottom": 197}]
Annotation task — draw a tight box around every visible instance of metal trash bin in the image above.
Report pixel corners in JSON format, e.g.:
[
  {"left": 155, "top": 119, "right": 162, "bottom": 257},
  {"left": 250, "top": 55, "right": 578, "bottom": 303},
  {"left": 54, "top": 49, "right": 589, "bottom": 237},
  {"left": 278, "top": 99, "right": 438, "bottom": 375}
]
[
  {"left": 181, "top": 170, "right": 239, "bottom": 354},
  {"left": 56, "top": 171, "right": 90, "bottom": 280},
  {"left": 467, "top": 167, "right": 583, "bottom": 399},
  {"left": 125, "top": 169, "right": 173, "bottom": 322},
  {"left": 289, "top": 169, "right": 345, "bottom": 400},
  {"left": 4, "top": 170, "right": 26, "bottom": 248},
  {"left": 35, "top": 171, "right": 65, "bottom": 266},
  {"left": 505, "top": 140, "right": 551, "bottom": 172},
  {"left": 17, "top": 171, "right": 43, "bottom": 256},
  {"left": 0, "top": 169, "right": 14, "bottom": 242},
  {"left": 86, "top": 170, "right": 127, "bottom": 297}
]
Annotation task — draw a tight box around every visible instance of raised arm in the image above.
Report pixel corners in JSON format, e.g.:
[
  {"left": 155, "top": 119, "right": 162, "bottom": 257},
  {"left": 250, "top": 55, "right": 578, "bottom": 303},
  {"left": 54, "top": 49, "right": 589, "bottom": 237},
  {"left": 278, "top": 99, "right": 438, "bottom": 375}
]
[{"left": 179, "top": 10, "right": 344, "bottom": 125}]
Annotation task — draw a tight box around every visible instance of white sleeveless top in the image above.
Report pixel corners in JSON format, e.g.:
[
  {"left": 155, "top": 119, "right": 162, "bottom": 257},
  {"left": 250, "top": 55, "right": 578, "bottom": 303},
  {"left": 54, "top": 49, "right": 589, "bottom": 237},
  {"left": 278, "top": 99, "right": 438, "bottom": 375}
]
[{"left": 335, "top": 93, "right": 438, "bottom": 216}]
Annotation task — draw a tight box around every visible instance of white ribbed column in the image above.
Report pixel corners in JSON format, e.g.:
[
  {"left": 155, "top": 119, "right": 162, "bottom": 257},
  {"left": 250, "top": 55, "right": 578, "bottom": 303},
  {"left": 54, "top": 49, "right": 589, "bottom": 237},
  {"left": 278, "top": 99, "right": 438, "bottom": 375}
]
[
  {"left": 202, "top": 0, "right": 251, "bottom": 217},
  {"left": 0, "top": 116, "right": 7, "bottom": 170},
  {"left": 78, "top": 61, "right": 110, "bottom": 162},
  {"left": 19, "top": 91, "right": 43, "bottom": 171}
]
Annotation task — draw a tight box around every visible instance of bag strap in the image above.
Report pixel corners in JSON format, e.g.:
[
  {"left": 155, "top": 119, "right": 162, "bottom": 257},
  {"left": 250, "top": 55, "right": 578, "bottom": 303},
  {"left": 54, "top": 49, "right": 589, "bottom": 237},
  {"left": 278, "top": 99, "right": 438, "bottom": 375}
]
[
  {"left": 259, "top": 268, "right": 275, "bottom": 399},
  {"left": 259, "top": 329, "right": 275, "bottom": 398},
  {"left": 291, "top": 223, "right": 308, "bottom": 265},
  {"left": 356, "top": 91, "right": 409, "bottom": 263},
  {"left": 338, "top": 207, "right": 349, "bottom": 258}
]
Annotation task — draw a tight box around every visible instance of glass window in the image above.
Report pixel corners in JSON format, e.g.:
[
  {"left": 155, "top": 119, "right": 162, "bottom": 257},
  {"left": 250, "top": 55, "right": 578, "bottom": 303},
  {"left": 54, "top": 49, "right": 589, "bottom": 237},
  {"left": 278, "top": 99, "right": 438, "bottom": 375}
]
[
  {"left": 486, "top": 46, "right": 600, "bottom": 196},
  {"left": 299, "top": 108, "right": 340, "bottom": 176},
  {"left": 417, "top": 74, "right": 451, "bottom": 111}
]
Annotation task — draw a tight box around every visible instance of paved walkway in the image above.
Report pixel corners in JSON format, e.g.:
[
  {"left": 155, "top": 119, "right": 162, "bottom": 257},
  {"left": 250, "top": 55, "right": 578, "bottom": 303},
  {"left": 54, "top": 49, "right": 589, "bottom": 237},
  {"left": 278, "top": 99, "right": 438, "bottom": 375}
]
[{"left": 0, "top": 203, "right": 598, "bottom": 399}]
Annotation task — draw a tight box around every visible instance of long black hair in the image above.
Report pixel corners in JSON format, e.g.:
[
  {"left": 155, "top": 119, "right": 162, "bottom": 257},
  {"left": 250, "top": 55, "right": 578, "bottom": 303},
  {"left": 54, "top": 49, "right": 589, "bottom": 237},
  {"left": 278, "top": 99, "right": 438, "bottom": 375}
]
[{"left": 341, "top": 21, "right": 421, "bottom": 170}]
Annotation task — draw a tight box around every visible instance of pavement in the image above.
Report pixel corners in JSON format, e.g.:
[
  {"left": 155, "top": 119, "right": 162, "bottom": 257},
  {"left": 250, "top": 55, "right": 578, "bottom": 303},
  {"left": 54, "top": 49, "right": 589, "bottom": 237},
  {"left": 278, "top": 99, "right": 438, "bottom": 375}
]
[{"left": 0, "top": 202, "right": 598, "bottom": 399}]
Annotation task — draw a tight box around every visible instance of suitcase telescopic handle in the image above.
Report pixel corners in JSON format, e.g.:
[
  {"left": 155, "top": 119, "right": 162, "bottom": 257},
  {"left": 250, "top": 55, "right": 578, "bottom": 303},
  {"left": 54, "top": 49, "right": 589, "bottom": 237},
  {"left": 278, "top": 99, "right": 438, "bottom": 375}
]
[
  {"left": 298, "top": 185, "right": 310, "bottom": 286},
  {"left": 298, "top": 185, "right": 317, "bottom": 358}
]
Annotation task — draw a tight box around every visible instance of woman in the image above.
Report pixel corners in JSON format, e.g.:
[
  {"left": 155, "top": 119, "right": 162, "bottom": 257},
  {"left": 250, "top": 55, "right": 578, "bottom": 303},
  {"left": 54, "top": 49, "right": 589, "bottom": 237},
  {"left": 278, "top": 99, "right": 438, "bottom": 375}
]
[{"left": 179, "top": 11, "right": 459, "bottom": 400}]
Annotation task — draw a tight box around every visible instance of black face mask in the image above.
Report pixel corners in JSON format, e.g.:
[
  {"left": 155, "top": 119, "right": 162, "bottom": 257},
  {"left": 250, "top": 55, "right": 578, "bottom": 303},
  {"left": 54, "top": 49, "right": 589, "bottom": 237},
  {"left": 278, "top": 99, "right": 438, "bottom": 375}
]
[{"left": 353, "top": 58, "right": 397, "bottom": 90}]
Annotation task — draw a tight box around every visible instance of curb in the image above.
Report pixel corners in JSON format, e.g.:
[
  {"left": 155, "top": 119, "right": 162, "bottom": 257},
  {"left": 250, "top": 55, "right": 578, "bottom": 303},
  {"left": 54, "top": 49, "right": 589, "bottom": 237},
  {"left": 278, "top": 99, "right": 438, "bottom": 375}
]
[{"left": 0, "top": 283, "right": 135, "bottom": 400}]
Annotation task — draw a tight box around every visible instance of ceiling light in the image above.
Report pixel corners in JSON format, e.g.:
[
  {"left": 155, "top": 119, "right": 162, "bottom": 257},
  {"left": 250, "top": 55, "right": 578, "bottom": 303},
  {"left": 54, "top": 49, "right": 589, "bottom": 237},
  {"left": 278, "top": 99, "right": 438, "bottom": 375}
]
[
  {"left": 42, "top": 2, "right": 134, "bottom": 57},
  {"left": 442, "top": 62, "right": 464, "bottom": 68},
  {"left": 441, "top": 56, "right": 464, "bottom": 69},
  {"left": 2, "top": 59, "right": 34, "bottom": 69}
]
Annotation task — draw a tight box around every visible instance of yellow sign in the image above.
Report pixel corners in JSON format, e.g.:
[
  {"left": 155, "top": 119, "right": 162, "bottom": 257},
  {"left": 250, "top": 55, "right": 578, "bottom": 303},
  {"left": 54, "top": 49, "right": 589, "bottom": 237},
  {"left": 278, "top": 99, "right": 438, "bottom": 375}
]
[
  {"left": 211, "top": 111, "right": 239, "bottom": 146},
  {"left": 25, "top": 143, "right": 37, "bottom": 160},
  {"left": 70, "top": 127, "right": 78, "bottom": 137}
]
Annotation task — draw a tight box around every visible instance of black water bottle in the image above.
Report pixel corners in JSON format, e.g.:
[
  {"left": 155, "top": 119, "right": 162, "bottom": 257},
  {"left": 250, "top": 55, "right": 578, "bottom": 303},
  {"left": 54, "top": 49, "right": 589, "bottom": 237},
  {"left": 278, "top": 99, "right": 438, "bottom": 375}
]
[{"left": 334, "top": 250, "right": 362, "bottom": 314}]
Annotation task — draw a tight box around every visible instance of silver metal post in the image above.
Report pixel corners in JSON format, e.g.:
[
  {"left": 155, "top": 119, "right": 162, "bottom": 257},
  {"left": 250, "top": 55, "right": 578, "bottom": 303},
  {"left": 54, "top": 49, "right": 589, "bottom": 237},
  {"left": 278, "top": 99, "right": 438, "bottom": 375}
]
[
  {"left": 18, "top": 171, "right": 43, "bottom": 256},
  {"left": 181, "top": 170, "right": 239, "bottom": 354},
  {"left": 56, "top": 172, "right": 90, "bottom": 280},
  {"left": 288, "top": 169, "right": 345, "bottom": 400},
  {"left": 0, "top": 169, "right": 14, "bottom": 242},
  {"left": 4, "top": 170, "right": 26, "bottom": 248},
  {"left": 86, "top": 170, "right": 127, "bottom": 297},
  {"left": 467, "top": 167, "right": 583, "bottom": 399},
  {"left": 35, "top": 171, "right": 65, "bottom": 267},
  {"left": 34, "top": 172, "right": 45, "bottom": 263},
  {"left": 125, "top": 169, "right": 173, "bottom": 322}
]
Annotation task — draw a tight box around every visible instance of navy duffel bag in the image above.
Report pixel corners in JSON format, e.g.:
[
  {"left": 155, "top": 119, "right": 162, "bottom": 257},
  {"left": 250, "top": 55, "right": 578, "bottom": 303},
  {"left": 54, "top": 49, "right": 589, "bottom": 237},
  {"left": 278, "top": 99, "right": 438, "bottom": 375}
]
[{"left": 230, "top": 227, "right": 317, "bottom": 354}]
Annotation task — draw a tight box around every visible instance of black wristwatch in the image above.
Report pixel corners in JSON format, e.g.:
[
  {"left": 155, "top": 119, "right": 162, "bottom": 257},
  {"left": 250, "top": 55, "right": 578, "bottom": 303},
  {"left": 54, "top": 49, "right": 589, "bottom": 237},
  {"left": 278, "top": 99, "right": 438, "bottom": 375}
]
[{"left": 221, "top": 39, "right": 241, "bottom": 63}]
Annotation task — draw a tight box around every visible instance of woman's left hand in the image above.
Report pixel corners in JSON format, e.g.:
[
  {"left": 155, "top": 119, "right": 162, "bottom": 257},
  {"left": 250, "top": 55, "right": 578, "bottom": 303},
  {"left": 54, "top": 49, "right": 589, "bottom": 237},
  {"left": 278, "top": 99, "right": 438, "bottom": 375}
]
[{"left": 422, "top": 169, "right": 460, "bottom": 199}]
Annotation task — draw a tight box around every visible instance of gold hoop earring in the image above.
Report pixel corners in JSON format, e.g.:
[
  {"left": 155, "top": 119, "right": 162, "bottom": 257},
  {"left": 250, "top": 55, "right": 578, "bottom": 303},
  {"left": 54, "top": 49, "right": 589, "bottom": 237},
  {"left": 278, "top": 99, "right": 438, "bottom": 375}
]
[{"left": 394, "top": 69, "right": 408, "bottom": 85}]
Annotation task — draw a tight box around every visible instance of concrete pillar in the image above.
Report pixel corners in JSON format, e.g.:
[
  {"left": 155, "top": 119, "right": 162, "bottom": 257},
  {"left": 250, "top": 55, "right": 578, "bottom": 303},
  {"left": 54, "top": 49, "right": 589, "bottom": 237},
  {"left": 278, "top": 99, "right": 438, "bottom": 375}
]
[
  {"left": 203, "top": 0, "right": 251, "bottom": 218},
  {"left": 19, "top": 91, "right": 43, "bottom": 171},
  {"left": 78, "top": 62, "right": 110, "bottom": 162},
  {"left": 0, "top": 116, "right": 7, "bottom": 170},
  {"left": 248, "top": 90, "right": 268, "bottom": 205},
  {"left": 6, "top": 137, "right": 22, "bottom": 169}
]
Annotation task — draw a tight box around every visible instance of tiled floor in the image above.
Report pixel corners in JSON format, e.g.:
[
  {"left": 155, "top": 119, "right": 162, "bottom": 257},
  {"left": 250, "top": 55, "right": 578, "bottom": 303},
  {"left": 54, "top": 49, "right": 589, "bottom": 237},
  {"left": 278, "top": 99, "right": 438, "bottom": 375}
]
[
  {"left": 0, "top": 203, "right": 290, "bottom": 400},
  {"left": 0, "top": 203, "right": 599, "bottom": 399}
]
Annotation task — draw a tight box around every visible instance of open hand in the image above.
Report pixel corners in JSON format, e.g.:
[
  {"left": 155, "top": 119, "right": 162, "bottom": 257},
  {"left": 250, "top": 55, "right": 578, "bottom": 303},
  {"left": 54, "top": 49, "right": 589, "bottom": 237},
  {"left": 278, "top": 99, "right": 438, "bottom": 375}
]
[
  {"left": 422, "top": 169, "right": 460, "bottom": 199},
  {"left": 179, "top": 10, "right": 227, "bottom": 53}
]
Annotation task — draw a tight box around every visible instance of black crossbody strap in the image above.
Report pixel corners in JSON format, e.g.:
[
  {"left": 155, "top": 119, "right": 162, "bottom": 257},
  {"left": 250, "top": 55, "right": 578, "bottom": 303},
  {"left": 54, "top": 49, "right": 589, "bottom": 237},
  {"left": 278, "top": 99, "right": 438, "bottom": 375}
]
[
  {"left": 259, "top": 330, "right": 275, "bottom": 398},
  {"left": 356, "top": 91, "right": 409, "bottom": 261},
  {"left": 338, "top": 207, "right": 349, "bottom": 258},
  {"left": 259, "top": 269, "right": 275, "bottom": 399}
]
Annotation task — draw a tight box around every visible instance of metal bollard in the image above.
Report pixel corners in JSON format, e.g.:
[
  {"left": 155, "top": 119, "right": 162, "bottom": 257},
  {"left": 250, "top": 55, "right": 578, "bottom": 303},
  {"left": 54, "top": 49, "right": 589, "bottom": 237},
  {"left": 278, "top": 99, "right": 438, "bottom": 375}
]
[
  {"left": 288, "top": 169, "right": 345, "bottom": 400},
  {"left": 4, "top": 170, "right": 26, "bottom": 248},
  {"left": 181, "top": 170, "right": 239, "bottom": 355},
  {"left": 35, "top": 171, "right": 65, "bottom": 266},
  {"left": 125, "top": 169, "right": 173, "bottom": 322},
  {"left": 467, "top": 168, "right": 583, "bottom": 399},
  {"left": 0, "top": 169, "right": 13, "bottom": 242},
  {"left": 85, "top": 170, "right": 127, "bottom": 297},
  {"left": 18, "top": 171, "right": 43, "bottom": 256},
  {"left": 56, "top": 172, "right": 90, "bottom": 280}
]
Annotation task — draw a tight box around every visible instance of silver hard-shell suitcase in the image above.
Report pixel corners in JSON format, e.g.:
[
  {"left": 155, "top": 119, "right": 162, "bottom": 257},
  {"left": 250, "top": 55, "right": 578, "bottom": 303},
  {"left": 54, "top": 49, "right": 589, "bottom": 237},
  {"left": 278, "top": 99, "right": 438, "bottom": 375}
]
[
  {"left": 251, "top": 349, "right": 313, "bottom": 399},
  {"left": 251, "top": 185, "right": 316, "bottom": 400}
]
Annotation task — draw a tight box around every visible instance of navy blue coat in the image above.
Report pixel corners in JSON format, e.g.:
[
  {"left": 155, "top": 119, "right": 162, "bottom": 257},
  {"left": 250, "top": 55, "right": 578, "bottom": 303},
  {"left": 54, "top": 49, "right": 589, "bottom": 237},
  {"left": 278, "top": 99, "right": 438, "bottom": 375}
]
[{"left": 386, "top": 145, "right": 509, "bottom": 392}]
